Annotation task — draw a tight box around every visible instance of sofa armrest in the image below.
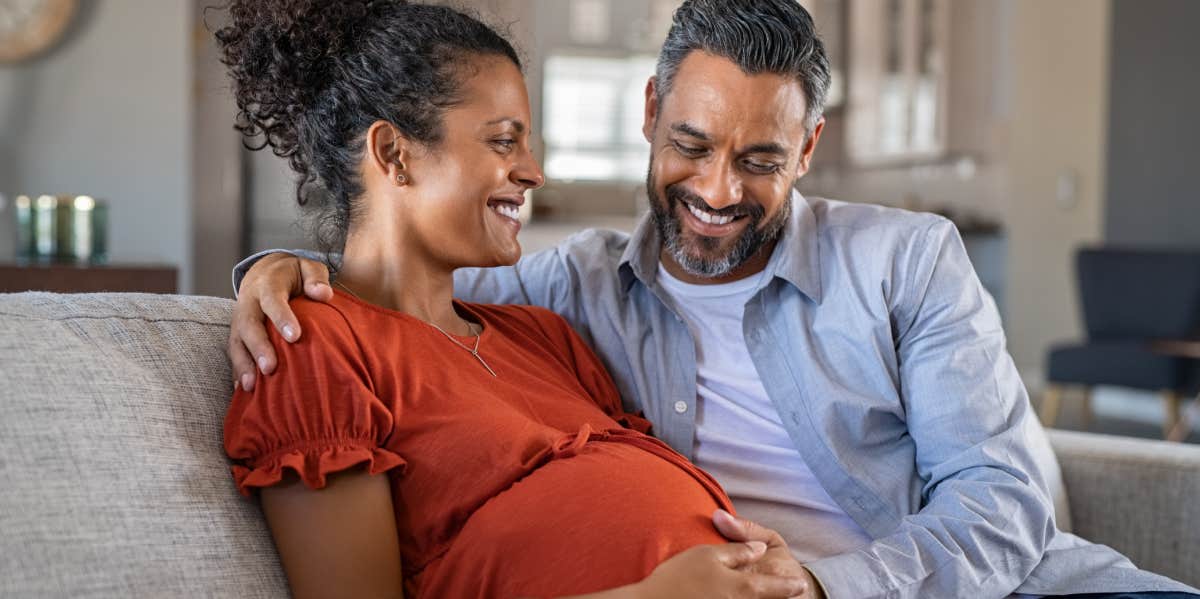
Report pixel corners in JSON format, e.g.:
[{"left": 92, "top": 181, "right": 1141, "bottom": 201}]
[{"left": 1047, "top": 429, "right": 1200, "bottom": 587}]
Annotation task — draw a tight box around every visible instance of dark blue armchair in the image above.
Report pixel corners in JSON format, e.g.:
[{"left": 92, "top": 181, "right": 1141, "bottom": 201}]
[{"left": 1042, "top": 247, "right": 1200, "bottom": 437}]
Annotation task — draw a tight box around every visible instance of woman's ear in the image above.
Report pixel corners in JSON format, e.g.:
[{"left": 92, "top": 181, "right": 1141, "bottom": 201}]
[{"left": 366, "top": 121, "right": 411, "bottom": 186}]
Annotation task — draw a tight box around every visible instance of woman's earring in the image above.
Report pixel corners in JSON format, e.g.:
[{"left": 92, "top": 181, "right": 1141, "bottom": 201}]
[{"left": 395, "top": 161, "right": 408, "bottom": 186}]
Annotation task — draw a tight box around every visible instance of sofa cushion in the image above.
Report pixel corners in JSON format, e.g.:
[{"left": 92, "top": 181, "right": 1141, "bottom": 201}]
[{"left": 0, "top": 292, "right": 287, "bottom": 598}]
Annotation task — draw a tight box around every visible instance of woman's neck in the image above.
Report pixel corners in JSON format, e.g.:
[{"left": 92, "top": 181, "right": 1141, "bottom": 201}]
[{"left": 337, "top": 226, "right": 474, "bottom": 336}]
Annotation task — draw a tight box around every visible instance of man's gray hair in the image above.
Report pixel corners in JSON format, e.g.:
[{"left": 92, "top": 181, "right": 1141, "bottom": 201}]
[{"left": 655, "top": 0, "right": 831, "bottom": 133}]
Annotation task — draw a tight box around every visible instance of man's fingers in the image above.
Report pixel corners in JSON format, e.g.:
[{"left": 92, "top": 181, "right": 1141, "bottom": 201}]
[
  {"left": 237, "top": 303, "right": 279, "bottom": 375},
  {"left": 228, "top": 334, "right": 258, "bottom": 392},
  {"left": 260, "top": 289, "right": 301, "bottom": 345},
  {"left": 298, "top": 258, "right": 333, "bottom": 303}
]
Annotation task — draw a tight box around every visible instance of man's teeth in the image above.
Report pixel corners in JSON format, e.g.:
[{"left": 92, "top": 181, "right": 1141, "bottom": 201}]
[
  {"left": 491, "top": 203, "right": 520, "bottom": 221},
  {"left": 687, "top": 203, "right": 734, "bottom": 225}
]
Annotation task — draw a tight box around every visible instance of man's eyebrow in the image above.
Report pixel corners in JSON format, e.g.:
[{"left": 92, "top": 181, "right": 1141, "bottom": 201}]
[
  {"left": 486, "top": 117, "right": 526, "bottom": 134},
  {"left": 671, "top": 122, "right": 789, "bottom": 156},
  {"left": 670, "top": 122, "right": 711, "bottom": 141},
  {"left": 740, "top": 142, "right": 789, "bottom": 156}
]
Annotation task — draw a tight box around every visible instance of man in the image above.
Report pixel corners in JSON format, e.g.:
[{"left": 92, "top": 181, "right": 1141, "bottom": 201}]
[{"left": 228, "top": 1, "right": 1198, "bottom": 597}]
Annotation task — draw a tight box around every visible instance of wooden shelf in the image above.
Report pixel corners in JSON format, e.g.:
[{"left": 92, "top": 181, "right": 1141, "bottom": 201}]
[{"left": 0, "top": 262, "right": 177, "bottom": 294}]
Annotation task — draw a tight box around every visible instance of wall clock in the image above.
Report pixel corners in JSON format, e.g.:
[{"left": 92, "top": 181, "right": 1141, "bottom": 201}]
[{"left": 0, "top": 0, "right": 77, "bottom": 64}]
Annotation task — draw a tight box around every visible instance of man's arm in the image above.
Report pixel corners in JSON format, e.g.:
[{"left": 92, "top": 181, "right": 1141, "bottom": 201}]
[
  {"left": 228, "top": 245, "right": 580, "bottom": 391},
  {"left": 805, "top": 220, "right": 1055, "bottom": 599}
]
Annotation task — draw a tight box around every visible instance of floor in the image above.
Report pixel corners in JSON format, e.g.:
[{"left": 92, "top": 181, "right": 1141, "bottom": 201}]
[{"left": 1036, "top": 393, "right": 1200, "bottom": 444}]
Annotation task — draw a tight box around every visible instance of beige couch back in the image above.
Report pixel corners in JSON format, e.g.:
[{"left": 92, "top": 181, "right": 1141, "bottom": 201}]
[{"left": 0, "top": 292, "right": 287, "bottom": 598}]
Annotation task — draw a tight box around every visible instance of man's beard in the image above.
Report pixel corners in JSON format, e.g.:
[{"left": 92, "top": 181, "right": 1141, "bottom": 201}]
[{"left": 647, "top": 168, "right": 790, "bottom": 279}]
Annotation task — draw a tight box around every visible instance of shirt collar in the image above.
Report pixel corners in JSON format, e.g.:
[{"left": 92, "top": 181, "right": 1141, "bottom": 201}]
[{"left": 617, "top": 189, "right": 823, "bottom": 303}]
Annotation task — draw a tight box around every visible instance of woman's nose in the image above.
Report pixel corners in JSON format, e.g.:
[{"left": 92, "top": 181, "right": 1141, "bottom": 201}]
[{"left": 512, "top": 146, "right": 545, "bottom": 190}]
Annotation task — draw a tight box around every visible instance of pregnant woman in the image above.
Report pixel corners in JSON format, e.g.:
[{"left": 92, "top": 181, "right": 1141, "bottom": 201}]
[{"left": 219, "top": 2, "right": 807, "bottom": 598}]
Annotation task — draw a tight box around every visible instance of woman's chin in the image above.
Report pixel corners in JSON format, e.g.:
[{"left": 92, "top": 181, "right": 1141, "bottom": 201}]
[
  {"left": 495, "top": 244, "right": 521, "bottom": 266},
  {"left": 473, "top": 241, "right": 521, "bottom": 268}
]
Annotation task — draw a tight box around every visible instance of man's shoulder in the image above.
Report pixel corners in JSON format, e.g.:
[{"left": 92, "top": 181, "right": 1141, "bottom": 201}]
[
  {"left": 557, "top": 226, "right": 632, "bottom": 252},
  {"left": 549, "top": 226, "right": 633, "bottom": 271},
  {"left": 806, "top": 196, "right": 952, "bottom": 240}
]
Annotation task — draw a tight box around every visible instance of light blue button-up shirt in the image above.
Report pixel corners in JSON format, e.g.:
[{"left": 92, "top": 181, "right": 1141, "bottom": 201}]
[{"left": 236, "top": 192, "right": 1195, "bottom": 598}]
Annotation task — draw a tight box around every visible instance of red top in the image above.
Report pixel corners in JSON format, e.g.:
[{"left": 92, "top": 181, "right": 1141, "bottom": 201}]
[{"left": 224, "top": 290, "right": 733, "bottom": 598}]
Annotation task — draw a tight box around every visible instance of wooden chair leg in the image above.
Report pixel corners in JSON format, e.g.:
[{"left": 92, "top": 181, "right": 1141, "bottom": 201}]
[
  {"left": 1040, "top": 385, "right": 1064, "bottom": 427},
  {"left": 1167, "top": 401, "right": 1192, "bottom": 442},
  {"left": 1163, "top": 391, "right": 1183, "bottom": 439},
  {"left": 1079, "top": 386, "right": 1094, "bottom": 430}
]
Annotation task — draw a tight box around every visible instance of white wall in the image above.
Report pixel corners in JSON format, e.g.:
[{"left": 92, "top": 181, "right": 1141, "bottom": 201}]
[
  {"left": 1004, "top": 0, "right": 1112, "bottom": 381},
  {"left": 0, "top": 1, "right": 193, "bottom": 292}
]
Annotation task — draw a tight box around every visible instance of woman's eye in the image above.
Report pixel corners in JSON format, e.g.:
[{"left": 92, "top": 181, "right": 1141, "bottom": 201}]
[{"left": 491, "top": 139, "right": 516, "bottom": 152}]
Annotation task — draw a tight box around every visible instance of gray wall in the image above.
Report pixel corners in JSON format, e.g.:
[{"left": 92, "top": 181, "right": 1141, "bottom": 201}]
[
  {"left": 1105, "top": 0, "right": 1200, "bottom": 248},
  {"left": 0, "top": 1, "right": 193, "bottom": 291}
]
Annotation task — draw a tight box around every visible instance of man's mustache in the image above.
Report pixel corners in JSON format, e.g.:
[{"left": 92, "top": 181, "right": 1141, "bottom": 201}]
[{"left": 665, "top": 183, "right": 764, "bottom": 221}]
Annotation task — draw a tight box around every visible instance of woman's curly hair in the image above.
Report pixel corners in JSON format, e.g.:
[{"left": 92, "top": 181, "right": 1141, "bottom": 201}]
[{"left": 213, "top": 0, "right": 520, "bottom": 256}]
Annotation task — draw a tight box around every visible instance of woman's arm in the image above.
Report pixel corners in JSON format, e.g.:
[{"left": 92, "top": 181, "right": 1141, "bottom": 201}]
[
  {"left": 261, "top": 466, "right": 404, "bottom": 599},
  {"left": 558, "top": 542, "right": 811, "bottom": 599}
]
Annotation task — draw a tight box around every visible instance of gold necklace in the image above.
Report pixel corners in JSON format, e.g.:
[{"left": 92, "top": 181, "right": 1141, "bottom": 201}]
[{"left": 333, "top": 280, "right": 498, "bottom": 377}]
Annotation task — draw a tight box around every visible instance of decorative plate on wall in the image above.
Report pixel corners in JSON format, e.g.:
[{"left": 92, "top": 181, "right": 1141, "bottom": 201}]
[{"left": 0, "top": 0, "right": 77, "bottom": 64}]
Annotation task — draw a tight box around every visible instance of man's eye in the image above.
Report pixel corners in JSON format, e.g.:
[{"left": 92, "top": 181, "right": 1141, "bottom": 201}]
[
  {"left": 745, "top": 160, "right": 780, "bottom": 174},
  {"left": 492, "top": 139, "right": 516, "bottom": 152},
  {"left": 673, "top": 141, "right": 705, "bottom": 157}
]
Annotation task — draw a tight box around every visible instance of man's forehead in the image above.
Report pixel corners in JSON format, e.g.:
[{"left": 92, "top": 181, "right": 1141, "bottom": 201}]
[{"left": 661, "top": 51, "right": 809, "bottom": 139}]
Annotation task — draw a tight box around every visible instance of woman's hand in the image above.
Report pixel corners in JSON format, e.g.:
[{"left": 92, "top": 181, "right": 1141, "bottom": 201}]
[
  {"left": 229, "top": 253, "right": 332, "bottom": 391},
  {"left": 631, "top": 541, "right": 810, "bottom": 599},
  {"left": 711, "top": 510, "right": 825, "bottom": 598}
]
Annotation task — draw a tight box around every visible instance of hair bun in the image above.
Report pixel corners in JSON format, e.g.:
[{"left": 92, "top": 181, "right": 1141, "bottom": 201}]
[{"left": 217, "top": 0, "right": 386, "bottom": 114}]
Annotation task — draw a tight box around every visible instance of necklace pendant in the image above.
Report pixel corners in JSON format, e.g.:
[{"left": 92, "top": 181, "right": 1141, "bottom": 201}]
[{"left": 473, "top": 352, "right": 498, "bottom": 377}]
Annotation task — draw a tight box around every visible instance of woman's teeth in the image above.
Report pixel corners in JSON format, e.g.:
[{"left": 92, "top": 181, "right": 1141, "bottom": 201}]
[
  {"left": 687, "top": 203, "right": 734, "bottom": 225},
  {"left": 491, "top": 203, "right": 520, "bottom": 221}
]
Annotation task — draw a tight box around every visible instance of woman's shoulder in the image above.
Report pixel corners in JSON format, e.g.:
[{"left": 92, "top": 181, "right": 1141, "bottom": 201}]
[
  {"left": 278, "top": 295, "right": 373, "bottom": 355},
  {"left": 288, "top": 295, "right": 357, "bottom": 331},
  {"left": 470, "top": 302, "right": 567, "bottom": 330},
  {"left": 468, "top": 302, "right": 583, "bottom": 351}
]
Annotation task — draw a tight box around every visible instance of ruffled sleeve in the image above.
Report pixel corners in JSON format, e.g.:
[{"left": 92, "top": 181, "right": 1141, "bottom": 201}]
[{"left": 223, "top": 299, "right": 407, "bottom": 497}]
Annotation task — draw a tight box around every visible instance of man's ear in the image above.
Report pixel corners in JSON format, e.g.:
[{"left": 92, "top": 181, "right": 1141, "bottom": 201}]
[
  {"left": 794, "top": 117, "right": 826, "bottom": 179},
  {"left": 642, "top": 76, "right": 660, "bottom": 143},
  {"left": 366, "top": 121, "right": 410, "bottom": 184}
]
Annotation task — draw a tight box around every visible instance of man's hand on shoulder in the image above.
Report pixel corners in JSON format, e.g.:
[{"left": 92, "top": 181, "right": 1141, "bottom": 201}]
[
  {"left": 229, "top": 252, "right": 333, "bottom": 392},
  {"left": 713, "top": 509, "right": 827, "bottom": 599}
]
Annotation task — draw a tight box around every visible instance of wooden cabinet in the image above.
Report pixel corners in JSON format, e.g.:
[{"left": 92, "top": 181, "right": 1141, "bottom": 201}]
[
  {"left": 846, "top": 0, "right": 950, "bottom": 164},
  {"left": 0, "top": 263, "right": 177, "bottom": 294}
]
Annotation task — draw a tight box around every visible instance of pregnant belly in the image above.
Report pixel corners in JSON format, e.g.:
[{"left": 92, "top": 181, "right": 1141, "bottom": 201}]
[{"left": 414, "top": 428, "right": 733, "bottom": 599}]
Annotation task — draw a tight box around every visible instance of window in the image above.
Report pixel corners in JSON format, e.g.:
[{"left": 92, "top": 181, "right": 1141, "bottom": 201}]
[{"left": 542, "top": 54, "right": 657, "bottom": 183}]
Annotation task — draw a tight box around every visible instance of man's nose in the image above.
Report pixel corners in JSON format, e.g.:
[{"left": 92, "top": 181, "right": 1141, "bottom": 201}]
[{"left": 691, "top": 160, "right": 740, "bottom": 211}]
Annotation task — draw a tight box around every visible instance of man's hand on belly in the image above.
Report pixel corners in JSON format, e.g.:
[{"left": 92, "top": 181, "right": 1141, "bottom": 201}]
[{"left": 713, "top": 510, "right": 827, "bottom": 599}]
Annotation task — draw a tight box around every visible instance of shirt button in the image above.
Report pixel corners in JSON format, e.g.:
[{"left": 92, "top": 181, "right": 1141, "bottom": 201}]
[{"left": 674, "top": 401, "right": 688, "bottom": 414}]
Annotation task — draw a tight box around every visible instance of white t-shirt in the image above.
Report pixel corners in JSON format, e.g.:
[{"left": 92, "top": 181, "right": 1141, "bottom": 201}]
[{"left": 656, "top": 265, "right": 874, "bottom": 561}]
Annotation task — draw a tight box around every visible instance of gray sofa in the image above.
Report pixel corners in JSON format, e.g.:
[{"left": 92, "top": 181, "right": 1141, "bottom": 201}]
[{"left": 1, "top": 292, "right": 1198, "bottom": 597}]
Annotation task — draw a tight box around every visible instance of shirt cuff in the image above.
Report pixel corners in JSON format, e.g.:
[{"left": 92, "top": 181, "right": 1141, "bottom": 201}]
[{"left": 230, "top": 249, "right": 327, "bottom": 298}]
